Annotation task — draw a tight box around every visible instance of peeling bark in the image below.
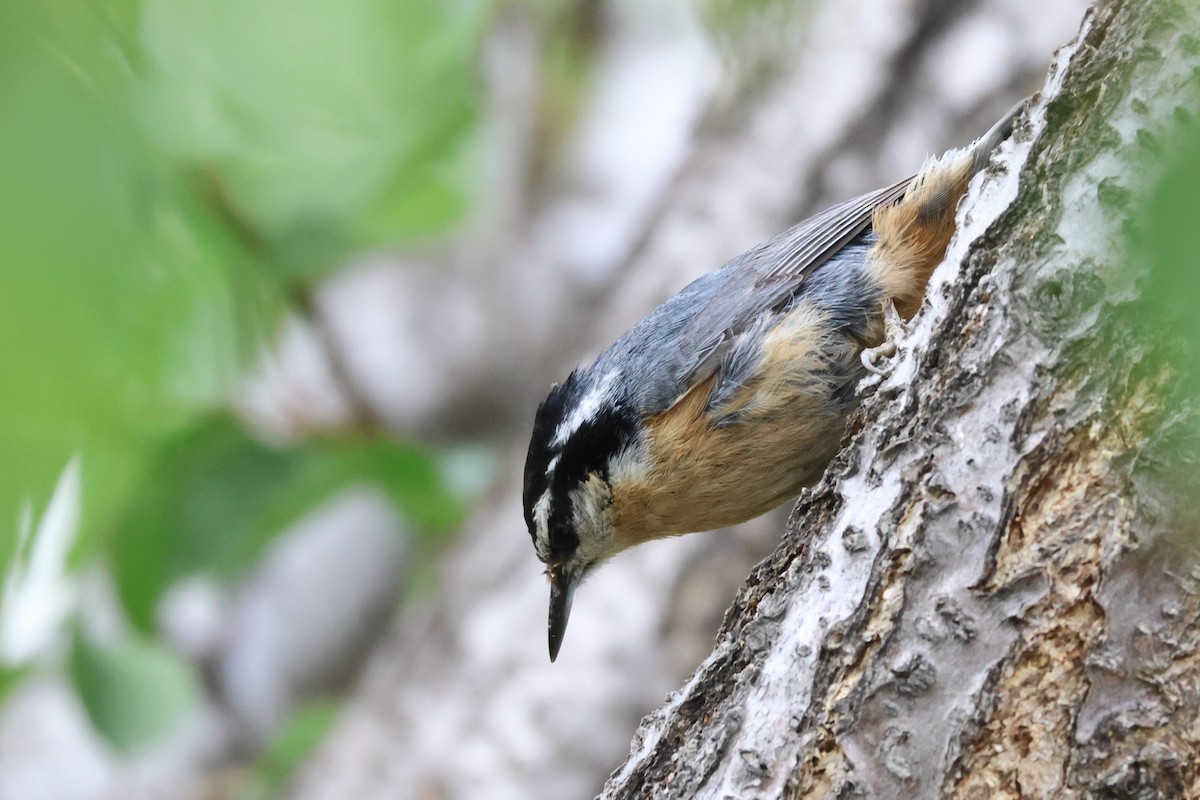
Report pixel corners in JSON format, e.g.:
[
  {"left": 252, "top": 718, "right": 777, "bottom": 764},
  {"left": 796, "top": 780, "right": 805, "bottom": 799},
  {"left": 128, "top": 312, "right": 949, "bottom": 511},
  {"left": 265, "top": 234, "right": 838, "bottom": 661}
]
[{"left": 603, "top": 2, "right": 1200, "bottom": 798}]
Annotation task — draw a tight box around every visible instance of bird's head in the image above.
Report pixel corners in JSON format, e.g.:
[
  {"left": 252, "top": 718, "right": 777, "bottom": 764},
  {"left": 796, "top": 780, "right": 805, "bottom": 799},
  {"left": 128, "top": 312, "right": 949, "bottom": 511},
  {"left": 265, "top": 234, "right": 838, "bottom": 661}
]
[{"left": 522, "top": 368, "right": 645, "bottom": 661}]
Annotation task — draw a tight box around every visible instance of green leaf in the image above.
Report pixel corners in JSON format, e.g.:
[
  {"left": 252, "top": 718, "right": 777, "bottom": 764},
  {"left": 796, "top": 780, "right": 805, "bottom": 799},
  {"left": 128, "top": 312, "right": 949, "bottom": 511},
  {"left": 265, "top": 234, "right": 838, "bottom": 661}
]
[
  {"left": 68, "top": 630, "right": 199, "bottom": 754},
  {"left": 112, "top": 415, "right": 463, "bottom": 632},
  {"left": 239, "top": 701, "right": 340, "bottom": 800},
  {"left": 136, "top": 0, "right": 488, "bottom": 275}
]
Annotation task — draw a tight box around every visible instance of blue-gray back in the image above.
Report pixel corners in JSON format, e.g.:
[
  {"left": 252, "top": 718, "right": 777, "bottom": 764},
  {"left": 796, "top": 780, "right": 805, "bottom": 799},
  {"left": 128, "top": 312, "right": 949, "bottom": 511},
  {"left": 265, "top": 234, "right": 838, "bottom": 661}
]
[{"left": 586, "top": 177, "right": 912, "bottom": 417}]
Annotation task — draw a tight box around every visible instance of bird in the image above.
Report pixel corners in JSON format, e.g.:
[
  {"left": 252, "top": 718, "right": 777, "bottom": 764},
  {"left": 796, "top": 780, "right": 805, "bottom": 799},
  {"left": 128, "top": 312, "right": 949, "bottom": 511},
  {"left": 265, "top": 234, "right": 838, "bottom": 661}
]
[{"left": 523, "top": 101, "right": 1024, "bottom": 661}]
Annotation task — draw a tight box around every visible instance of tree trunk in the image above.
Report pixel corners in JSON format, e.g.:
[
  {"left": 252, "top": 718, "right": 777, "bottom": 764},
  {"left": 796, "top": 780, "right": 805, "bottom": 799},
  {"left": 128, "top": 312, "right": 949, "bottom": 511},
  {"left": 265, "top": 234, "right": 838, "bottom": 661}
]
[{"left": 603, "top": 1, "right": 1200, "bottom": 798}]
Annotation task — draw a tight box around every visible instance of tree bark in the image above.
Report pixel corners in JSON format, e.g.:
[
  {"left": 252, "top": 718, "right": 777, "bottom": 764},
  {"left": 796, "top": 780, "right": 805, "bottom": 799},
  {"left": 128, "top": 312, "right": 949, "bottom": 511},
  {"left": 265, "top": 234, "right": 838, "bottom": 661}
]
[{"left": 603, "top": 1, "right": 1200, "bottom": 798}]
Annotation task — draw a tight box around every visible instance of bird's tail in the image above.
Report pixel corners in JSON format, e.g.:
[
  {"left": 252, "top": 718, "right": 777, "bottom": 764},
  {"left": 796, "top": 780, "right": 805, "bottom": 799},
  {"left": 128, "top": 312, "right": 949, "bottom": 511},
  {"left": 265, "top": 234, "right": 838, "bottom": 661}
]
[
  {"left": 969, "top": 99, "right": 1025, "bottom": 175},
  {"left": 866, "top": 99, "right": 1027, "bottom": 318}
]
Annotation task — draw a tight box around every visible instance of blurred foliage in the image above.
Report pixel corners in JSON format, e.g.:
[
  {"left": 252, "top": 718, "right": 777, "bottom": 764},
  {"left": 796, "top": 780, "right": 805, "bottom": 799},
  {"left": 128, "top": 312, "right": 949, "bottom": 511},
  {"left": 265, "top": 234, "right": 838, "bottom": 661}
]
[
  {"left": 69, "top": 627, "right": 200, "bottom": 754},
  {"left": 1130, "top": 109, "right": 1200, "bottom": 515},
  {"left": 113, "top": 415, "right": 464, "bottom": 633},
  {"left": 137, "top": 0, "right": 487, "bottom": 274},
  {"left": 239, "top": 700, "right": 340, "bottom": 800},
  {"left": 525, "top": 0, "right": 603, "bottom": 183},
  {"left": 697, "top": 0, "right": 815, "bottom": 90},
  {"left": 1136, "top": 117, "right": 1200, "bottom": 396},
  {"left": 0, "top": 0, "right": 488, "bottom": 753},
  {"left": 0, "top": 0, "right": 248, "bottom": 574},
  {"left": 0, "top": 666, "right": 25, "bottom": 707}
]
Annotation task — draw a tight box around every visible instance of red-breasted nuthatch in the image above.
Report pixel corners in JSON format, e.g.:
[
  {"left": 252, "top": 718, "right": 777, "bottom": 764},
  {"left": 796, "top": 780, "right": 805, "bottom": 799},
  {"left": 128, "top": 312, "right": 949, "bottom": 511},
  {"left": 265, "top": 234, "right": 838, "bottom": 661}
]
[{"left": 524, "top": 102, "right": 1024, "bottom": 661}]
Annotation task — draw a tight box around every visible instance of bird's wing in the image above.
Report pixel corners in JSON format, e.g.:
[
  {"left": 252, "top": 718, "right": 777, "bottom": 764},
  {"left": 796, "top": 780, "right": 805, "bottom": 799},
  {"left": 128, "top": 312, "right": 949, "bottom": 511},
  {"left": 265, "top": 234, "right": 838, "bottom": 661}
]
[
  {"left": 597, "top": 177, "right": 912, "bottom": 417},
  {"left": 604, "top": 177, "right": 912, "bottom": 417},
  {"left": 675, "top": 177, "right": 910, "bottom": 394},
  {"left": 752, "top": 177, "right": 912, "bottom": 288}
]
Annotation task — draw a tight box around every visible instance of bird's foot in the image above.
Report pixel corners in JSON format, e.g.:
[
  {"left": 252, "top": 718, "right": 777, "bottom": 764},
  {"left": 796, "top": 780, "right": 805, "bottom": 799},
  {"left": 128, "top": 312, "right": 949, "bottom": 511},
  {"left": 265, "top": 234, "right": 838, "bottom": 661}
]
[{"left": 861, "top": 300, "right": 907, "bottom": 376}]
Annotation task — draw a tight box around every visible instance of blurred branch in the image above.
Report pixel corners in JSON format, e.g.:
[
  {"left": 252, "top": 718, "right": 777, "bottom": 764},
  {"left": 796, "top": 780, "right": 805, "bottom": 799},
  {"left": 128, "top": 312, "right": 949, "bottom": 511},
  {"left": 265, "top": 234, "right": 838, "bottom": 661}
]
[{"left": 298, "top": 290, "right": 389, "bottom": 437}]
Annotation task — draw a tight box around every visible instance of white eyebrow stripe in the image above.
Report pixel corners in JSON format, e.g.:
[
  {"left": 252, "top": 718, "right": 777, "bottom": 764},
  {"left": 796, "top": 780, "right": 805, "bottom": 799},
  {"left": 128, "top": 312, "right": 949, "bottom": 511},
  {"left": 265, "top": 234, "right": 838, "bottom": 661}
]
[{"left": 551, "top": 370, "right": 619, "bottom": 446}]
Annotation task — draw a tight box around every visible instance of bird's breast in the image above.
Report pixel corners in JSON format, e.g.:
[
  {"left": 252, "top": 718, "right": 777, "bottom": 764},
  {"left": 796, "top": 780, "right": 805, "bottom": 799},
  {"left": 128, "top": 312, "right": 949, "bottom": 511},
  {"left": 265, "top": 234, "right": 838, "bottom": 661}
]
[{"left": 609, "top": 302, "right": 870, "bottom": 550}]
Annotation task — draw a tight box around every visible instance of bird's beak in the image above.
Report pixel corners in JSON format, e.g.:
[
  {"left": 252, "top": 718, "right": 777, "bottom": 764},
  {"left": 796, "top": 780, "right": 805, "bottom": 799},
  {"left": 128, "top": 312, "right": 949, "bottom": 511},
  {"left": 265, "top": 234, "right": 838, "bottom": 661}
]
[{"left": 547, "top": 564, "right": 577, "bottom": 662}]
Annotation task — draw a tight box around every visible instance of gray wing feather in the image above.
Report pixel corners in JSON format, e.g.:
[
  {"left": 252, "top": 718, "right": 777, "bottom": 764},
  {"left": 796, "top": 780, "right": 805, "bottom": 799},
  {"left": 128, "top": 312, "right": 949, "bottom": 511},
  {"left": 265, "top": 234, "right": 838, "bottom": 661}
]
[
  {"left": 673, "top": 177, "right": 911, "bottom": 390},
  {"left": 595, "top": 176, "right": 912, "bottom": 417},
  {"left": 754, "top": 177, "right": 909, "bottom": 287}
]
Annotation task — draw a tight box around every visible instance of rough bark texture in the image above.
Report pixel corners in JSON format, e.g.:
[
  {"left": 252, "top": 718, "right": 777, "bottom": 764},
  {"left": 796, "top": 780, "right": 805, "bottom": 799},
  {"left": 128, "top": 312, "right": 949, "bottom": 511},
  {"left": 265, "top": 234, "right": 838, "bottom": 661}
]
[{"left": 603, "top": 2, "right": 1200, "bottom": 798}]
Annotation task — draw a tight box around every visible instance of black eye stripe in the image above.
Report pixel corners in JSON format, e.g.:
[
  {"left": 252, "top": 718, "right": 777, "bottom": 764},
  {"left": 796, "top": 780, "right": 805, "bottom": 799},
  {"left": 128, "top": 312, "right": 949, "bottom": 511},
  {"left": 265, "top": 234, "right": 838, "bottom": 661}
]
[
  {"left": 551, "top": 406, "right": 638, "bottom": 491},
  {"left": 547, "top": 521, "right": 579, "bottom": 561},
  {"left": 524, "top": 374, "right": 639, "bottom": 565}
]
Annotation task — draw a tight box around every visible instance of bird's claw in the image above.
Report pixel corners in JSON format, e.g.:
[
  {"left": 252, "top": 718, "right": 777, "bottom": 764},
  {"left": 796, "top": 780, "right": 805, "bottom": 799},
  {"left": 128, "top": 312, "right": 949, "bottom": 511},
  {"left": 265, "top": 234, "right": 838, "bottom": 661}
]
[
  {"left": 860, "top": 300, "right": 907, "bottom": 376},
  {"left": 861, "top": 340, "right": 897, "bottom": 375}
]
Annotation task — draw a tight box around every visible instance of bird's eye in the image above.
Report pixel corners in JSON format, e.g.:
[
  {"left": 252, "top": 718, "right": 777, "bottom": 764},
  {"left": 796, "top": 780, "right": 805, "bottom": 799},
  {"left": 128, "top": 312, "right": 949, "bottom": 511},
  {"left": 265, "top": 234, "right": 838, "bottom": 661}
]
[{"left": 547, "top": 522, "right": 579, "bottom": 561}]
